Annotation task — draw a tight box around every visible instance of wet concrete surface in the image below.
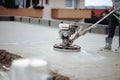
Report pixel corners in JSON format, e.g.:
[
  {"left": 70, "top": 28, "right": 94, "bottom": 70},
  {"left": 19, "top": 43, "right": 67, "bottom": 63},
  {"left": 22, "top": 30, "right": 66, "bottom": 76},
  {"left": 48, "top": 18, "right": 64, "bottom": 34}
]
[{"left": 0, "top": 21, "right": 120, "bottom": 80}]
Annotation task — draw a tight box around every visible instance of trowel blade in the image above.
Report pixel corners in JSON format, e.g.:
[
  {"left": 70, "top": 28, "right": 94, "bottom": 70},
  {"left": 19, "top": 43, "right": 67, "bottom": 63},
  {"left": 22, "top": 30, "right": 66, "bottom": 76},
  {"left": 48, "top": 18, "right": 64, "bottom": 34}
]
[{"left": 53, "top": 44, "right": 81, "bottom": 52}]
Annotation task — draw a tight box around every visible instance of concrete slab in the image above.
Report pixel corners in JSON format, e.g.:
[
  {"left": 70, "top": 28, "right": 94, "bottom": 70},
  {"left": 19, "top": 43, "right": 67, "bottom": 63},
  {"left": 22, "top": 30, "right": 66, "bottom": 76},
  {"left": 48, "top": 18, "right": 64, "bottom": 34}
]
[
  {"left": 21, "top": 17, "right": 30, "bottom": 23},
  {"left": 14, "top": 16, "right": 22, "bottom": 22},
  {"left": 30, "top": 18, "right": 40, "bottom": 24},
  {"left": 0, "top": 21, "right": 120, "bottom": 80},
  {"left": 40, "top": 19, "right": 50, "bottom": 26}
]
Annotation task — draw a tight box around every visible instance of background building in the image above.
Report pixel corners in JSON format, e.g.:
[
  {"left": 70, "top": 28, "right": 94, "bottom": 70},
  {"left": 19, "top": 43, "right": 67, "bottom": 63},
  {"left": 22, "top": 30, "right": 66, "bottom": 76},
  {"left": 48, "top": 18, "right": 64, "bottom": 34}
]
[{"left": 0, "top": 0, "right": 91, "bottom": 22}]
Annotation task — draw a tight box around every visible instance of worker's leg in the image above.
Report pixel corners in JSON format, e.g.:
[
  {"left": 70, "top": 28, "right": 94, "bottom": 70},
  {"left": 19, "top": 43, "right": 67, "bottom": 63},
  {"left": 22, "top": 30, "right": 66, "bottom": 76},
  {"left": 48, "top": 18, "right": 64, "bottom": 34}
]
[
  {"left": 104, "top": 14, "right": 117, "bottom": 50},
  {"left": 115, "top": 24, "right": 120, "bottom": 52},
  {"left": 119, "top": 24, "right": 120, "bottom": 47},
  {"left": 108, "top": 14, "right": 117, "bottom": 38}
]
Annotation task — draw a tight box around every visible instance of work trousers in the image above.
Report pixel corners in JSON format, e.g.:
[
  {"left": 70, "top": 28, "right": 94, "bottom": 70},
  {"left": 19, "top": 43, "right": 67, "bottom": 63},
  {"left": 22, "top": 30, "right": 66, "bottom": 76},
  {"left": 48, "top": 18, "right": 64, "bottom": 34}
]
[{"left": 107, "top": 13, "right": 120, "bottom": 46}]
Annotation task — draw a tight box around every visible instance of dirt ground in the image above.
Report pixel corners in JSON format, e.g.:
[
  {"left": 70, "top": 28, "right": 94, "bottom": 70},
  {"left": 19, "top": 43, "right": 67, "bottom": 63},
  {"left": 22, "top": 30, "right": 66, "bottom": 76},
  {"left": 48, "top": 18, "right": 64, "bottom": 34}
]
[{"left": 0, "top": 50, "right": 22, "bottom": 68}]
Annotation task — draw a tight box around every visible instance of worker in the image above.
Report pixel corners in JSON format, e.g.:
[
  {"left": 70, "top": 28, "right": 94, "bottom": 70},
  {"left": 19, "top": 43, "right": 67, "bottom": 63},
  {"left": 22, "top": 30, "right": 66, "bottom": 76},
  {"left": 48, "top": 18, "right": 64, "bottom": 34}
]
[{"left": 104, "top": 0, "right": 120, "bottom": 52}]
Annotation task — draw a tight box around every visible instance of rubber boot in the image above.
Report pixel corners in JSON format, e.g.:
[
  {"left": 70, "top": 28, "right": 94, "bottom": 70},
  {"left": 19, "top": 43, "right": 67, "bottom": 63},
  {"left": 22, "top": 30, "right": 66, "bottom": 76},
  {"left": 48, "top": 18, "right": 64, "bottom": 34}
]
[
  {"left": 115, "top": 38, "right": 120, "bottom": 53},
  {"left": 115, "top": 46, "right": 120, "bottom": 53},
  {"left": 115, "top": 21, "right": 120, "bottom": 53},
  {"left": 104, "top": 37, "right": 113, "bottom": 50}
]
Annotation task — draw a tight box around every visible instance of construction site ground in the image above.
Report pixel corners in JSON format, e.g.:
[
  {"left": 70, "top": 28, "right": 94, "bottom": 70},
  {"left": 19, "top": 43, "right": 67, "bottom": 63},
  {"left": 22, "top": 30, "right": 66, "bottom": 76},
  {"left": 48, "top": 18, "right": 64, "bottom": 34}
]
[{"left": 0, "top": 21, "right": 120, "bottom": 80}]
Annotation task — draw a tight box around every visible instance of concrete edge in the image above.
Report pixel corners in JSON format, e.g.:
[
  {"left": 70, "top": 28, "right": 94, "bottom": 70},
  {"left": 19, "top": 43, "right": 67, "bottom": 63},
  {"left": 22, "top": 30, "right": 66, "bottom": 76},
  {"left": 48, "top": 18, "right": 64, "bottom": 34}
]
[{"left": 0, "top": 16, "right": 119, "bottom": 36}]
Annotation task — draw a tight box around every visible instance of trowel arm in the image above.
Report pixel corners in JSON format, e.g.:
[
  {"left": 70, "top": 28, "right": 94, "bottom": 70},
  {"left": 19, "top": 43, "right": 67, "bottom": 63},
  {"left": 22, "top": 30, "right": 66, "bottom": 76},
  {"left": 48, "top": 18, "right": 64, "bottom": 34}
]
[{"left": 72, "top": 9, "right": 116, "bottom": 42}]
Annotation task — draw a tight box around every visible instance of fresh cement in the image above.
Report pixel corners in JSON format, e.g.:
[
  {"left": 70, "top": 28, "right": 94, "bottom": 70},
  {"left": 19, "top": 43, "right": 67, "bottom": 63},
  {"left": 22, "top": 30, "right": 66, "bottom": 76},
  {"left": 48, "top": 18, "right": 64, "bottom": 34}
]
[{"left": 0, "top": 21, "right": 120, "bottom": 80}]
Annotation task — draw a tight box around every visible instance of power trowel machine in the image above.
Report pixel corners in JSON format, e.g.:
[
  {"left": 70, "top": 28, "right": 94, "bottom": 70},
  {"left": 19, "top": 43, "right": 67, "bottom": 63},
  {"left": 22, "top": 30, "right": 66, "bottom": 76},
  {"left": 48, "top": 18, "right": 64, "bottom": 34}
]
[
  {"left": 54, "top": 22, "right": 80, "bottom": 51},
  {"left": 53, "top": 9, "right": 119, "bottom": 52}
]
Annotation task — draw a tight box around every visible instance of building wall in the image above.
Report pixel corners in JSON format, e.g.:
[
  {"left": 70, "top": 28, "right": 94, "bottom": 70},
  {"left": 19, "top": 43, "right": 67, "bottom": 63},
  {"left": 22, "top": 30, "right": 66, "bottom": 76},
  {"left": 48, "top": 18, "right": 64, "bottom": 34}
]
[
  {"left": 42, "top": 0, "right": 85, "bottom": 19},
  {"left": 42, "top": 0, "right": 65, "bottom": 19},
  {"left": 0, "top": 0, "right": 85, "bottom": 21},
  {"left": 79, "top": 0, "right": 85, "bottom": 9},
  {"left": 0, "top": 8, "right": 43, "bottom": 18}
]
